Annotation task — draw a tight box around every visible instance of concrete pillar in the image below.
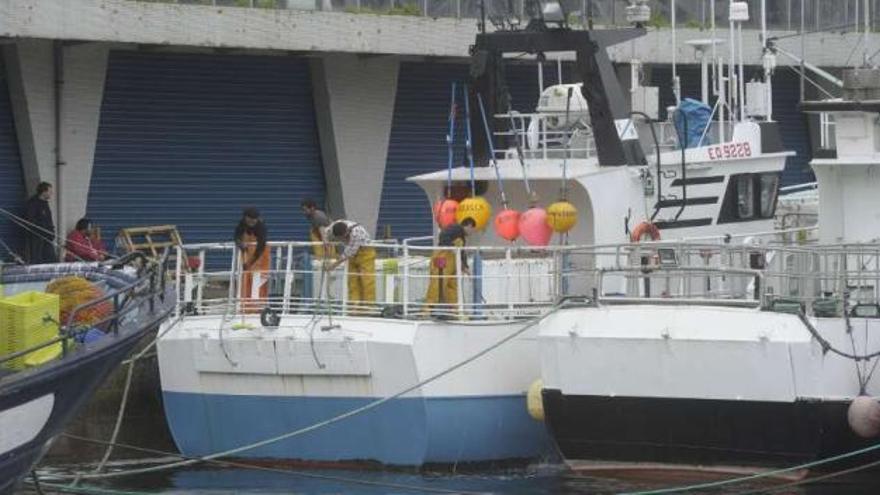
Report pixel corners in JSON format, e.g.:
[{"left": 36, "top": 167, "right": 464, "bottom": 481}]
[
  {"left": 58, "top": 43, "right": 110, "bottom": 234},
  {"left": 4, "top": 39, "right": 56, "bottom": 221},
  {"left": 311, "top": 54, "right": 399, "bottom": 236},
  {"left": 4, "top": 40, "right": 109, "bottom": 236}
]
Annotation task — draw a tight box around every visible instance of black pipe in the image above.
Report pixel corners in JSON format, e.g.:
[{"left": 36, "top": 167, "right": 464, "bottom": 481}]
[
  {"left": 672, "top": 108, "right": 688, "bottom": 221},
  {"left": 629, "top": 111, "right": 662, "bottom": 221},
  {"left": 53, "top": 41, "right": 64, "bottom": 241}
]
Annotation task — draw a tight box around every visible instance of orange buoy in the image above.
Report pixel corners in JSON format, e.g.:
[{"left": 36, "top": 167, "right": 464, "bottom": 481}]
[
  {"left": 630, "top": 221, "right": 661, "bottom": 242},
  {"left": 546, "top": 200, "right": 578, "bottom": 233},
  {"left": 494, "top": 208, "right": 521, "bottom": 241},
  {"left": 433, "top": 198, "right": 459, "bottom": 228},
  {"left": 519, "top": 207, "right": 553, "bottom": 246},
  {"left": 456, "top": 196, "right": 492, "bottom": 230}
]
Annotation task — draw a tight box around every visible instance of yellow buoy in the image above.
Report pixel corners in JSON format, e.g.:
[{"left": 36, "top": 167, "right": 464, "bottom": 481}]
[
  {"left": 546, "top": 200, "right": 578, "bottom": 233},
  {"left": 455, "top": 196, "right": 492, "bottom": 231},
  {"left": 526, "top": 379, "right": 545, "bottom": 421}
]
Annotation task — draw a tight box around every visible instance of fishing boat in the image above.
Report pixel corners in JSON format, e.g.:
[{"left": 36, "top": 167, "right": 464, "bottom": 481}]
[
  {"left": 535, "top": 8, "right": 880, "bottom": 477},
  {"left": 156, "top": 0, "right": 799, "bottom": 466},
  {"left": 0, "top": 254, "right": 174, "bottom": 493}
]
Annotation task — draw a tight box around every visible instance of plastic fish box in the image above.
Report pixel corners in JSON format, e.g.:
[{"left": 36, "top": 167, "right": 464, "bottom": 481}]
[{"left": 0, "top": 291, "right": 62, "bottom": 370}]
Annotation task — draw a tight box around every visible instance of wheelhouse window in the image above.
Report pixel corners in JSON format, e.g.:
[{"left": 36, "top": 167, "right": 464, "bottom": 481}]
[
  {"left": 736, "top": 175, "right": 755, "bottom": 219},
  {"left": 719, "top": 172, "right": 781, "bottom": 223},
  {"left": 759, "top": 174, "right": 780, "bottom": 218}
]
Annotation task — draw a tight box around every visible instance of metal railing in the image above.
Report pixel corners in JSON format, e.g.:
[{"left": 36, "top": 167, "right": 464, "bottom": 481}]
[
  {"left": 0, "top": 253, "right": 172, "bottom": 369},
  {"left": 135, "top": 0, "right": 880, "bottom": 30},
  {"left": 165, "top": 226, "right": 880, "bottom": 323},
  {"left": 495, "top": 113, "right": 735, "bottom": 164}
]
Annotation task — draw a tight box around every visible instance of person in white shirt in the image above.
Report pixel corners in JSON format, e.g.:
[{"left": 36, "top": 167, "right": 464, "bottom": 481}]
[{"left": 325, "top": 220, "right": 375, "bottom": 312}]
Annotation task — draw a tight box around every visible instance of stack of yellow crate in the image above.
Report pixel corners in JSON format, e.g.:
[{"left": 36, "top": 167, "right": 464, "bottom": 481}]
[{"left": 0, "top": 291, "right": 62, "bottom": 370}]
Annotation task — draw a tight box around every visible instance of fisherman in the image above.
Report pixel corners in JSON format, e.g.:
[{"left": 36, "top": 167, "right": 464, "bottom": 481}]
[
  {"left": 324, "top": 220, "right": 375, "bottom": 312},
  {"left": 300, "top": 198, "right": 335, "bottom": 258},
  {"left": 234, "top": 207, "right": 270, "bottom": 313},
  {"left": 64, "top": 218, "right": 107, "bottom": 262},
  {"left": 424, "top": 217, "right": 476, "bottom": 316},
  {"left": 23, "top": 181, "right": 58, "bottom": 264}
]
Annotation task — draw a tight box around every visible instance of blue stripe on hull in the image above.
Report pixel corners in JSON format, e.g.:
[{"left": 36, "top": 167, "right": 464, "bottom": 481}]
[{"left": 162, "top": 391, "right": 553, "bottom": 465}]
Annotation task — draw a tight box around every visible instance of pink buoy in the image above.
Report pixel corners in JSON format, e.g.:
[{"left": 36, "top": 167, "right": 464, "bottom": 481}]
[
  {"left": 519, "top": 207, "right": 553, "bottom": 246},
  {"left": 433, "top": 199, "right": 459, "bottom": 228},
  {"left": 494, "top": 209, "right": 521, "bottom": 241},
  {"left": 848, "top": 396, "right": 880, "bottom": 438}
]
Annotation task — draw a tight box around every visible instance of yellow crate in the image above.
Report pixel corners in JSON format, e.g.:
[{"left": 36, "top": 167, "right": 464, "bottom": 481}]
[{"left": 0, "top": 291, "right": 62, "bottom": 370}]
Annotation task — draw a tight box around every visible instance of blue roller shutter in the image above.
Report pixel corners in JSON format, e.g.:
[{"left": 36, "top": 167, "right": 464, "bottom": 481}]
[
  {"left": 652, "top": 65, "right": 811, "bottom": 186},
  {"left": 377, "top": 62, "right": 542, "bottom": 240},
  {"left": 88, "top": 51, "right": 324, "bottom": 255},
  {"left": 0, "top": 59, "right": 25, "bottom": 262}
]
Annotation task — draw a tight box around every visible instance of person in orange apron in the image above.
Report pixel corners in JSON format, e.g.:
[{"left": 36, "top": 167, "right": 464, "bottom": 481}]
[{"left": 234, "top": 207, "right": 270, "bottom": 314}]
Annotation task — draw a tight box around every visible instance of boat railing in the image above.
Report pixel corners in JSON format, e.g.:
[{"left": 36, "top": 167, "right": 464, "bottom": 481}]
[
  {"left": 170, "top": 228, "right": 880, "bottom": 322},
  {"left": 0, "top": 252, "right": 172, "bottom": 368},
  {"left": 494, "top": 113, "right": 741, "bottom": 164},
  {"left": 495, "top": 112, "right": 597, "bottom": 161}
]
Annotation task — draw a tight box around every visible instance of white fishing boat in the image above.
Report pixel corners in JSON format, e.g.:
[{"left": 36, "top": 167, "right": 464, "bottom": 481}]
[
  {"left": 536, "top": 7, "right": 880, "bottom": 475},
  {"left": 156, "top": 0, "right": 801, "bottom": 466}
]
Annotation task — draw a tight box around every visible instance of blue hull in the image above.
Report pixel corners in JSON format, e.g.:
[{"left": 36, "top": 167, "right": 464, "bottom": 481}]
[{"left": 163, "top": 391, "right": 555, "bottom": 465}]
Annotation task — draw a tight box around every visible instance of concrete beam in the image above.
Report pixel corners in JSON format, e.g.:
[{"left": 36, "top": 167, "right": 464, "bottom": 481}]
[
  {"left": 311, "top": 54, "right": 399, "bottom": 235},
  {"left": 0, "top": 0, "right": 475, "bottom": 58},
  {"left": 0, "top": 0, "right": 876, "bottom": 67}
]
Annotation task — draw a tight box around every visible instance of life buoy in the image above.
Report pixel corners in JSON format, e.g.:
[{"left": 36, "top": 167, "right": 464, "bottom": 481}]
[{"left": 630, "top": 221, "right": 661, "bottom": 242}]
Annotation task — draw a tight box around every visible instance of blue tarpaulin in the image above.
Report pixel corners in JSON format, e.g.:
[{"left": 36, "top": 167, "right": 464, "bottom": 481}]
[{"left": 674, "top": 98, "right": 712, "bottom": 149}]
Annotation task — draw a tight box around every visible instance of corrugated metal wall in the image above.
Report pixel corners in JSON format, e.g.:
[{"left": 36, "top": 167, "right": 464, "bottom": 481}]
[
  {"left": 651, "top": 66, "right": 813, "bottom": 186},
  {"left": 377, "top": 61, "right": 547, "bottom": 240},
  {"left": 0, "top": 59, "right": 26, "bottom": 262},
  {"left": 87, "top": 51, "right": 325, "bottom": 251}
]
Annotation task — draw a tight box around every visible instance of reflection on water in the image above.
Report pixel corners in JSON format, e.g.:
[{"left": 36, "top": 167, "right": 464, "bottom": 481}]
[{"left": 35, "top": 460, "right": 880, "bottom": 495}]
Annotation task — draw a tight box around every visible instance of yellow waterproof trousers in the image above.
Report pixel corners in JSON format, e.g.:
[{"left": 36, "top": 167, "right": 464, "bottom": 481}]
[
  {"left": 347, "top": 246, "right": 376, "bottom": 312},
  {"left": 310, "top": 228, "right": 336, "bottom": 259},
  {"left": 424, "top": 249, "right": 458, "bottom": 308}
]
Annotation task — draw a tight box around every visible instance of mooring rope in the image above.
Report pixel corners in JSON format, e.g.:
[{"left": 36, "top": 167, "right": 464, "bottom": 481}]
[
  {"left": 620, "top": 440, "right": 880, "bottom": 495},
  {"left": 46, "top": 301, "right": 563, "bottom": 481}
]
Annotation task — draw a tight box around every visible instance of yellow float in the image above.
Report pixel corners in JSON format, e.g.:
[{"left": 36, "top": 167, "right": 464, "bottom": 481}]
[
  {"left": 546, "top": 200, "right": 578, "bottom": 233},
  {"left": 455, "top": 196, "right": 492, "bottom": 230}
]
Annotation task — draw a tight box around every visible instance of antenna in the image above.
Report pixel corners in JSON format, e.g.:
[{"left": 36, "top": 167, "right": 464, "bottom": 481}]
[{"left": 671, "top": 0, "right": 680, "bottom": 104}]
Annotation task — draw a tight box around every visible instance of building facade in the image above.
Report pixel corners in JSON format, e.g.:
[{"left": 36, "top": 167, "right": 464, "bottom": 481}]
[{"left": 0, "top": 0, "right": 870, "bottom": 256}]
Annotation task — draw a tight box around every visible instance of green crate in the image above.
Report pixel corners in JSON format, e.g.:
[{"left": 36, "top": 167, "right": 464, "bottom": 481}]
[
  {"left": 0, "top": 291, "right": 61, "bottom": 370},
  {"left": 813, "top": 298, "right": 842, "bottom": 318}
]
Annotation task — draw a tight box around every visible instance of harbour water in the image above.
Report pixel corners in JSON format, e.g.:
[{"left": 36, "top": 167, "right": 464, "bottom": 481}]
[{"left": 32, "top": 457, "right": 880, "bottom": 494}]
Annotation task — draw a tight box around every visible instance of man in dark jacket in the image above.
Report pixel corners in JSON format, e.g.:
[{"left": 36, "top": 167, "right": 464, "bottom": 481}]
[{"left": 23, "top": 182, "right": 57, "bottom": 264}]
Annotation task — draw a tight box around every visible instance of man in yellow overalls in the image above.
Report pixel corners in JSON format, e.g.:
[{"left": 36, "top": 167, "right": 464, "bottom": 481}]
[
  {"left": 424, "top": 217, "right": 476, "bottom": 316},
  {"left": 325, "top": 220, "right": 375, "bottom": 314}
]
